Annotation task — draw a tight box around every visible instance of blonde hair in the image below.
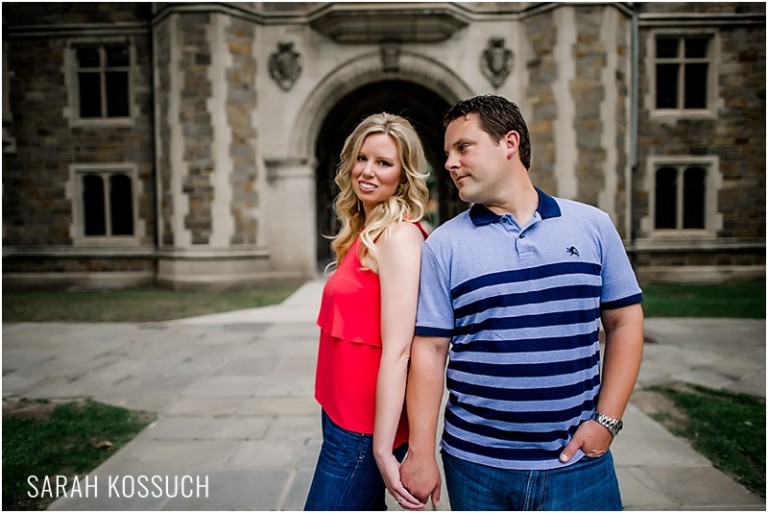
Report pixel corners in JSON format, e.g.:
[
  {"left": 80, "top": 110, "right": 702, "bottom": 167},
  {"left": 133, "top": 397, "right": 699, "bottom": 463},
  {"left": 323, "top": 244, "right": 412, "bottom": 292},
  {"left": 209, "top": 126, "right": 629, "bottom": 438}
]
[{"left": 329, "top": 113, "right": 429, "bottom": 270}]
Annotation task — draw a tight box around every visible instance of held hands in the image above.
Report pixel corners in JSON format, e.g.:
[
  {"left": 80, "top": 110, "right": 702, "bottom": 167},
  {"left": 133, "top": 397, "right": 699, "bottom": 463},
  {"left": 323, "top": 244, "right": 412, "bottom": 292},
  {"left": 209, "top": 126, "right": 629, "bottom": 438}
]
[
  {"left": 399, "top": 452, "right": 441, "bottom": 511},
  {"left": 559, "top": 419, "right": 614, "bottom": 463},
  {"left": 375, "top": 452, "right": 425, "bottom": 510}
]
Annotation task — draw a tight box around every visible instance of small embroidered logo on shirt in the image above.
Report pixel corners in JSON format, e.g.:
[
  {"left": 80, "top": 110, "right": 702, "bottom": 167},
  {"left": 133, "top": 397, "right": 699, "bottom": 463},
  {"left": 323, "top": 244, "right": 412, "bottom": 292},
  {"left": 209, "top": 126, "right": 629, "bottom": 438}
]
[{"left": 566, "top": 246, "right": 580, "bottom": 257}]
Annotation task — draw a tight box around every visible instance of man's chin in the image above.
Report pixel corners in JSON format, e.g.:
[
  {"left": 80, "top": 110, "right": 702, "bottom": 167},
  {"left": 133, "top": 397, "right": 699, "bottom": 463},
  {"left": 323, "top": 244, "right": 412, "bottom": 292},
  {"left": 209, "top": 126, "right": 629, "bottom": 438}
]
[{"left": 458, "top": 190, "right": 478, "bottom": 204}]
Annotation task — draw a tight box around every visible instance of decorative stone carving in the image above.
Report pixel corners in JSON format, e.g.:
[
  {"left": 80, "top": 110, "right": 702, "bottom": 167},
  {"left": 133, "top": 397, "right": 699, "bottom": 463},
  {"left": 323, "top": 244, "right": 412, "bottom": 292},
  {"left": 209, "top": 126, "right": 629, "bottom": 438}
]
[
  {"left": 480, "top": 37, "right": 513, "bottom": 88},
  {"left": 310, "top": 5, "right": 468, "bottom": 44},
  {"left": 268, "top": 42, "right": 302, "bottom": 91},
  {"left": 380, "top": 40, "right": 401, "bottom": 72}
]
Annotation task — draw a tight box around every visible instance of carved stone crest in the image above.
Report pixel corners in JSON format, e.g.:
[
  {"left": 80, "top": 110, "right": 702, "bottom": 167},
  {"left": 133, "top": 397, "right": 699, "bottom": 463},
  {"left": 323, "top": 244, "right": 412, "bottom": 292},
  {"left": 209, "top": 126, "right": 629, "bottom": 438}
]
[
  {"left": 268, "top": 42, "right": 302, "bottom": 91},
  {"left": 380, "top": 40, "right": 401, "bottom": 72},
  {"left": 481, "top": 37, "right": 513, "bottom": 88}
]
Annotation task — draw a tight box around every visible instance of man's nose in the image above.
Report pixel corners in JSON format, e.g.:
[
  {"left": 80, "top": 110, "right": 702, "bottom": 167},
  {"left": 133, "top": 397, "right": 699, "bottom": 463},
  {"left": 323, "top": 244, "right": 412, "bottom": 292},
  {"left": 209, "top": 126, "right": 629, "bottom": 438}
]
[{"left": 444, "top": 153, "right": 459, "bottom": 172}]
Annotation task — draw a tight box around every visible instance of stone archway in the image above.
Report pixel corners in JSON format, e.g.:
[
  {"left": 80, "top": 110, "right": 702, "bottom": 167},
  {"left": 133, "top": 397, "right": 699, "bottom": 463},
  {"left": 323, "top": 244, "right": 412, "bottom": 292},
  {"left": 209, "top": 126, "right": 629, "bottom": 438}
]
[
  {"left": 289, "top": 51, "right": 475, "bottom": 266},
  {"left": 291, "top": 51, "right": 474, "bottom": 159},
  {"left": 314, "top": 80, "right": 469, "bottom": 266}
]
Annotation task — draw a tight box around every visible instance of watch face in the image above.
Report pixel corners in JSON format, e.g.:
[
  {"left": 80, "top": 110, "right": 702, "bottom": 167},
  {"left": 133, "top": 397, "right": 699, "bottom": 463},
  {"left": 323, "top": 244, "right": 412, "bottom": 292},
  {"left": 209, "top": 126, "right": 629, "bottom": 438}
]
[{"left": 594, "top": 412, "right": 622, "bottom": 436}]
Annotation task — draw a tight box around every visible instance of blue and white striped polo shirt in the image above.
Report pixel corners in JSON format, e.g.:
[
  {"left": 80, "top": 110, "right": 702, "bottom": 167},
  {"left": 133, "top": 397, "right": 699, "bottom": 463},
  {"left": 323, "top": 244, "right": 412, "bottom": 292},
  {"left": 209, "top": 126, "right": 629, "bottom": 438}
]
[{"left": 415, "top": 188, "right": 642, "bottom": 470}]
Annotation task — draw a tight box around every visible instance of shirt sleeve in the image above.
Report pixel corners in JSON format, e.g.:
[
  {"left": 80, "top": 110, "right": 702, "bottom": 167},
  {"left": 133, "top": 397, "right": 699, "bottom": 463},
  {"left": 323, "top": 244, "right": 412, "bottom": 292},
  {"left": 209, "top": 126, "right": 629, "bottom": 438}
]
[
  {"left": 415, "top": 242, "right": 455, "bottom": 337},
  {"left": 598, "top": 212, "right": 643, "bottom": 310}
]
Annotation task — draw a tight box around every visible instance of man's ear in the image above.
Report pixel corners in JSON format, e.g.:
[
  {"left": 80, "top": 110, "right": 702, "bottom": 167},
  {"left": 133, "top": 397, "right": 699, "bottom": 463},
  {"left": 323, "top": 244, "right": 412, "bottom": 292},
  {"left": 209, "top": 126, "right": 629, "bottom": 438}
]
[{"left": 503, "top": 130, "right": 520, "bottom": 159}]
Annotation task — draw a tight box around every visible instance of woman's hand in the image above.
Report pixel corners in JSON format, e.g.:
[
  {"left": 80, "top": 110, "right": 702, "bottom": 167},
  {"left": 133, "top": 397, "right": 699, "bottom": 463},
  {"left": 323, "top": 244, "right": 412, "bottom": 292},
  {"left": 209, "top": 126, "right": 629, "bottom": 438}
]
[{"left": 376, "top": 452, "right": 425, "bottom": 510}]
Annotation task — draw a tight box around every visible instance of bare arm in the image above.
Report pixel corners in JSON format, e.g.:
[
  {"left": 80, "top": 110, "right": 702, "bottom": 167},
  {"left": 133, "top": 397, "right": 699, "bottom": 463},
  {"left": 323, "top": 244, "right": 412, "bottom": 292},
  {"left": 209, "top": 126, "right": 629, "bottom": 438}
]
[
  {"left": 560, "top": 303, "right": 644, "bottom": 461},
  {"left": 597, "top": 303, "right": 645, "bottom": 418},
  {"left": 399, "top": 334, "right": 450, "bottom": 508},
  {"left": 373, "top": 222, "right": 425, "bottom": 509}
]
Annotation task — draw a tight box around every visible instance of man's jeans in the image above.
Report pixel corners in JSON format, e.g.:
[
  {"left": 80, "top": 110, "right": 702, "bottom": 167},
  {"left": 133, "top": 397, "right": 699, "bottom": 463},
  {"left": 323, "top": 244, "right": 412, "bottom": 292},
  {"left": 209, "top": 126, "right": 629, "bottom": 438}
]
[
  {"left": 442, "top": 450, "right": 622, "bottom": 511},
  {"left": 304, "top": 411, "right": 407, "bottom": 511}
]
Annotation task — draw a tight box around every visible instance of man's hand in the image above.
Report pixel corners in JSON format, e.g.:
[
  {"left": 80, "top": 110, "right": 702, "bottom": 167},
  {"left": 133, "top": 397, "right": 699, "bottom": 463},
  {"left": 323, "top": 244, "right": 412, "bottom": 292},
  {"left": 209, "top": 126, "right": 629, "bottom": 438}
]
[
  {"left": 559, "top": 420, "right": 614, "bottom": 463},
  {"left": 375, "top": 453, "right": 425, "bottom": 511},
  {"left": 400, "top": 451, "right": 441, "bottom": 509}
]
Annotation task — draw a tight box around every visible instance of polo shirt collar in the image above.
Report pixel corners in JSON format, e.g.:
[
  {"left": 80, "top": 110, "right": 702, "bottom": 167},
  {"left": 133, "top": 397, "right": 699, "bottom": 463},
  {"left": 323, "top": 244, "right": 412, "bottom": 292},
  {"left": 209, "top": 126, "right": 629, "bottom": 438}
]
[{"left": 469, "top": 187, "right": 562, "bottom": 226}]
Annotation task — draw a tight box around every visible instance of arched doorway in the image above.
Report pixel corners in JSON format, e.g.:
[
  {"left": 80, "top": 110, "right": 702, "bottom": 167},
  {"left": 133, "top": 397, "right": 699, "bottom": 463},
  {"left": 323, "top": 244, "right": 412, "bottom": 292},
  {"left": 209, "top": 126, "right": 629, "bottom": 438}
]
[{"left": 314, "top": 79, "right": 467, "bottom": 266}]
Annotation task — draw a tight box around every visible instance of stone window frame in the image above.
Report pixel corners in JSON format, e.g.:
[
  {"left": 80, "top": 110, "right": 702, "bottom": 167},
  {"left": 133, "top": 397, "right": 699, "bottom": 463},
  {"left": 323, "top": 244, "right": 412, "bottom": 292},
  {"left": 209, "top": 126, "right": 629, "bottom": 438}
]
[
  {"left": 64, "top": 37, "right": 138, "bottom": 127},
  {"left": 642, "top": 155, "right": 722, "bottom": 238},
  {"left": 67, "top": 163, "right": 144, "bottom": 247},
  {"left": 647, "top": 28, "right": 720, "bottom": 120}
]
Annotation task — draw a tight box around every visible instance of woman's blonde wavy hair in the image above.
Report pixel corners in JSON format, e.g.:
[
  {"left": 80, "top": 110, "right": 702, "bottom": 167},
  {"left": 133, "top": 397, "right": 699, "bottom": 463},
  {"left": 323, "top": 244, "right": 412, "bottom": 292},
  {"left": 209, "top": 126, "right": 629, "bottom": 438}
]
[{"left": 329, "top": 112, "right": 430, "bottom": 271}]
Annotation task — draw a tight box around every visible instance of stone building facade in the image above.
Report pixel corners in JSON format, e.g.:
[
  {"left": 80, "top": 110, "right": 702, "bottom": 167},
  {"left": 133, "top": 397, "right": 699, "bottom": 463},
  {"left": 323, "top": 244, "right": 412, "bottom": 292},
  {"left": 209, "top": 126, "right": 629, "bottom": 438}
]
[{"left": 3, "top": 2, "right": 765, "bottom": 289}]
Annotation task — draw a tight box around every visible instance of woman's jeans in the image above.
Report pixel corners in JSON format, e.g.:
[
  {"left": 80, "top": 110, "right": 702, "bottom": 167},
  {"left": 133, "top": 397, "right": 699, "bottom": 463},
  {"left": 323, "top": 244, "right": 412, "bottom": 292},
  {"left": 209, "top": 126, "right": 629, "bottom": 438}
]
[
  {"left": 304, "top": 411, "right": 407, "bottom": 511},
  {"left": 442, "top": 450, "right": 622, "bottom": 511}
]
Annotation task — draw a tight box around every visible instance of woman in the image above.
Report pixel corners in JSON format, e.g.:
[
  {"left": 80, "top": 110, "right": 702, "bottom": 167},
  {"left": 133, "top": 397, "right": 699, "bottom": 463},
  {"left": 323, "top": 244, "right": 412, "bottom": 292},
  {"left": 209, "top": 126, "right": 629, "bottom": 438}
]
[{"left": 304, "top": 113, "right": 430, "bottom": 511}]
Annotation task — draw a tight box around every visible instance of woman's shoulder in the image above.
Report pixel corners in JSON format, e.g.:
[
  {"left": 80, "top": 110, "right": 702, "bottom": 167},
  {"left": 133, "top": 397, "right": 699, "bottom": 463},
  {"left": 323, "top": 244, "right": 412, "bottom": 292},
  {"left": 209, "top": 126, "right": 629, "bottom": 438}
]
[
  {"left": 374, "top": 221, "right": 425, "bottom": 274},
  {"left": 381, "top": 220, "right": 427, "bottom": 244}
]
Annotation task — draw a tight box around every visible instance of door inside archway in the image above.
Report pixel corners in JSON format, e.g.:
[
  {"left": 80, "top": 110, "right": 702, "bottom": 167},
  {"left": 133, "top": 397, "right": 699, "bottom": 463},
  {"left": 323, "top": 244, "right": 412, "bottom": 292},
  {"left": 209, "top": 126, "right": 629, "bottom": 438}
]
[{"left": 315, "top": 80, "right": 467, "bottom": 267}]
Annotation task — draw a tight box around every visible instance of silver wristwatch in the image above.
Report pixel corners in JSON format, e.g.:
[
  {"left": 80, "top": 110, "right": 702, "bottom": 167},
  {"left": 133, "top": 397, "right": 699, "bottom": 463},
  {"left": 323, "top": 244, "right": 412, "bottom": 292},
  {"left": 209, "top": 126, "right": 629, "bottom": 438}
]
[{"left": 592, "top": 411, "right": 623, "bottom": 437}]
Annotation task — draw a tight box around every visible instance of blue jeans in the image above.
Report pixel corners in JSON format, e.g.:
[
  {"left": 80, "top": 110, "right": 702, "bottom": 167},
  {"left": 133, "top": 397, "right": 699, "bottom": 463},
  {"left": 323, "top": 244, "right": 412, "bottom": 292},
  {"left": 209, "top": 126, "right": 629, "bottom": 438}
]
[
  {"left": 304, "top": 411, "right": 408, "bottom": 511},
  {"left": 442, "top": 450, "right": 622, "bottom": 511}
]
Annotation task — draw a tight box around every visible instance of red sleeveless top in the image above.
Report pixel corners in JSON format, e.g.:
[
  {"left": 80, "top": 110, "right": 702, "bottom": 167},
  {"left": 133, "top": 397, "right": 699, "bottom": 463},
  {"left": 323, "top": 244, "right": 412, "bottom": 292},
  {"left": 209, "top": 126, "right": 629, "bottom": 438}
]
[{"left": 315, "top": 223, "right": 427, "bottom": 448}]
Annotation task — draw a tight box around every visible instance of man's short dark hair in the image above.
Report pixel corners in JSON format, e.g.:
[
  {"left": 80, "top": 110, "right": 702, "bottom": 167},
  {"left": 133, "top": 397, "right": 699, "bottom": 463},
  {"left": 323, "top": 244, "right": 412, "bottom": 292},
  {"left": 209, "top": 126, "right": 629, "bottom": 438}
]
[{"left": 444, "top": 94, "right": 532, "bottom": 170}]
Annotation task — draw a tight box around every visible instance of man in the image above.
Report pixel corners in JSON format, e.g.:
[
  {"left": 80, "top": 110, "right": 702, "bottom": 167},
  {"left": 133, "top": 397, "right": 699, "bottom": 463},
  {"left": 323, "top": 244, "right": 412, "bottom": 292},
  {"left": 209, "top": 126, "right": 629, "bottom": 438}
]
[{"left": 400, "top": 95, "right": 644, "bottom": 510}]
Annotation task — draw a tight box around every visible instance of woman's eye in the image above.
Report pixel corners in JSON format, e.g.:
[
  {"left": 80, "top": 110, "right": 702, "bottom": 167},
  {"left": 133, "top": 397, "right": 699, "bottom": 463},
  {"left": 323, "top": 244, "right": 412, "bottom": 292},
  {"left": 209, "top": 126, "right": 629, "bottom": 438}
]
[{"left": 378, "top": 160, "right": 392, "bottom": 167}]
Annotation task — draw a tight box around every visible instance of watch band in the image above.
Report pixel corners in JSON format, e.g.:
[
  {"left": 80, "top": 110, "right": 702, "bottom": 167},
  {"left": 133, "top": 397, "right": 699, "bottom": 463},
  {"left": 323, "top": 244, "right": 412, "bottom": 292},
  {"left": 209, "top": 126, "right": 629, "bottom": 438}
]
[{"left": 592, "top": 411, "right": 623, "bottom": 437}]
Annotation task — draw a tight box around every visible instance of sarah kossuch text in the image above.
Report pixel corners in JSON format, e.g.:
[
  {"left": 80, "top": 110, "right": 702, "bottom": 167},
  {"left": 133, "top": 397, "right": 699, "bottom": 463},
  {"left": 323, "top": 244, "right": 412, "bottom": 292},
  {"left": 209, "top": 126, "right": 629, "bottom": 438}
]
[{"left": 27, "top": 474, "right": 210, "bottom": 500}]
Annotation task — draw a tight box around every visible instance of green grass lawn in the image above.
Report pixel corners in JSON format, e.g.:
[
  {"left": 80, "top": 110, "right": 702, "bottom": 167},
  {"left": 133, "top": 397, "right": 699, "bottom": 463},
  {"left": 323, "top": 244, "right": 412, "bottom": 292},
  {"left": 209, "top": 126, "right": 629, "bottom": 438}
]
[
  {"left": 3, "top": 399, "right": 153, "bottom": 510},
  {"left": 3, "top": 279, "right": 764, "bottom": 323},
  {"left": 641, "top": 280, "right": 765, "bottom": 318},
  {"left": 3, "top": 281, "right": 304, "bottom": 322},
  {"left": 649, "top": 384, "right": 766, "bottom": 499}
]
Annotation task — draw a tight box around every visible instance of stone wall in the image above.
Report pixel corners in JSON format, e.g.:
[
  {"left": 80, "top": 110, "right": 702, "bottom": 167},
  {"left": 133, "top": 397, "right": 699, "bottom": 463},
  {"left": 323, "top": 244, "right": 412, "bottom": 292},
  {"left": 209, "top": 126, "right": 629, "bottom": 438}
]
[
  {"left": 154, "top": 10, "right": 260, "bottom": 252},
  {"left": 4, "top": 257, "right": 154, "bottom": 274},
  {"left": 154, "top": 14, "right": 174, "bottom": 247},
  {"left": 634, "top": 2, "right": 766, "bottom": 279},
  {"left": 3, "top": 3, "right": 155, "bottom": 286},
  {"left": 524, "top": 5, "right": 631, "bottom": 235},
  {"left": 180, "top": 12, "right": 214, "bottom": 246},
  {"left": 636, "top": 3, "right": 766, "bottom": 16},
  {"left": 2, "top": 3, "right": 152, "bottom": 25},
  {"left": 3, "top": 2, "right": 763, "bottom": 288},
  {"left": 524, "top": 8, "right": 558, "bottom": 195},
  {"left": 573, "top": 6, "right": 608, "bottom": 209},
  {"left": 224, "top": 17, "right": 259, "bottom": 246},
  {"left": 153, "top": 8, "right": 269, "bottom": 289}
]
